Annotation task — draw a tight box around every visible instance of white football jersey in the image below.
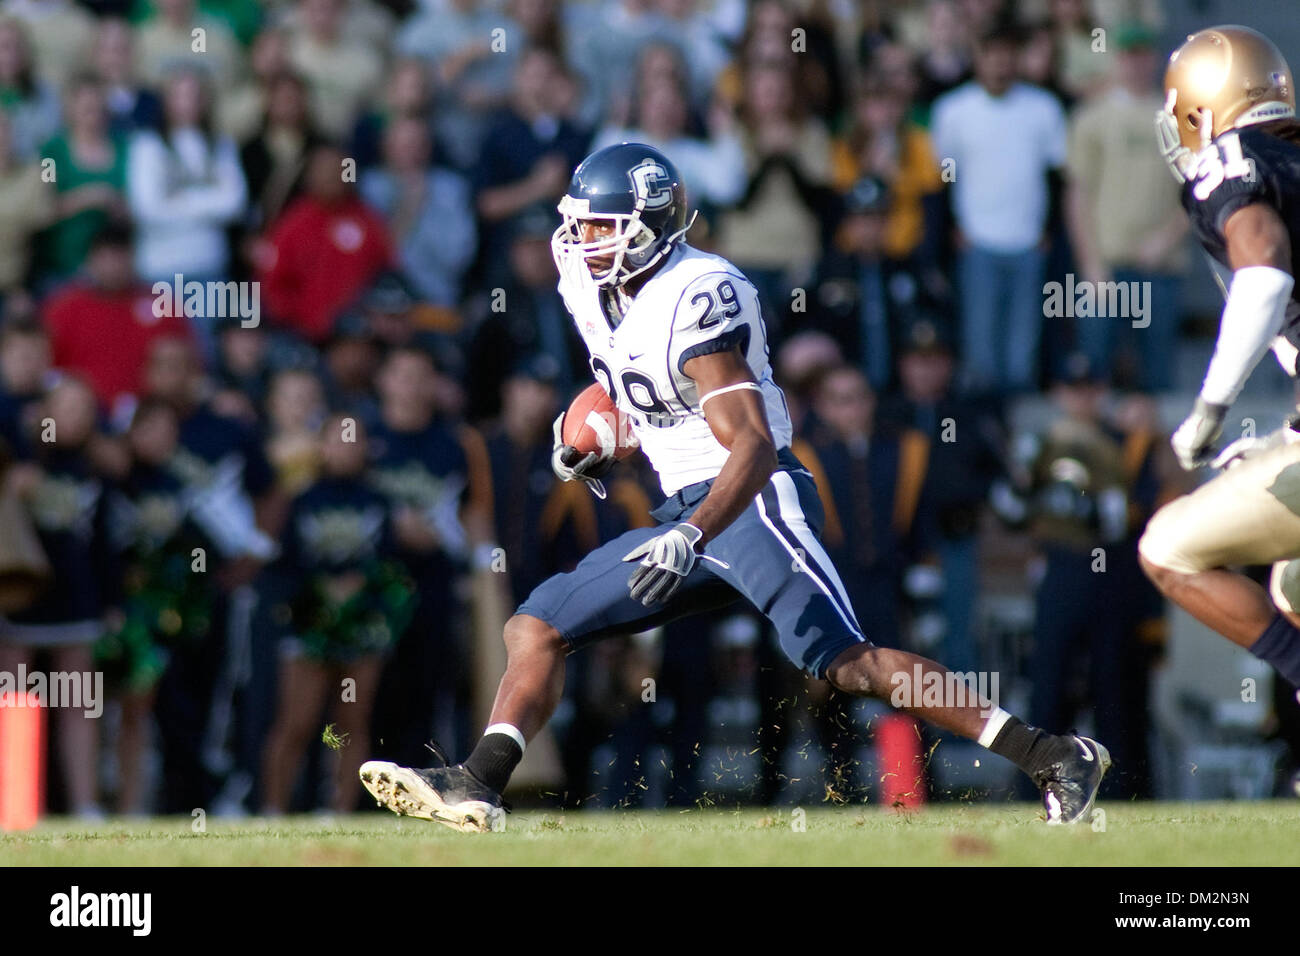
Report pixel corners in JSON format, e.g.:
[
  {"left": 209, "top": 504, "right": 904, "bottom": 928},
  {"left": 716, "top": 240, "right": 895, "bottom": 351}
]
[{"left": 557, "top": 243, "right": 794, "bottom": 495}]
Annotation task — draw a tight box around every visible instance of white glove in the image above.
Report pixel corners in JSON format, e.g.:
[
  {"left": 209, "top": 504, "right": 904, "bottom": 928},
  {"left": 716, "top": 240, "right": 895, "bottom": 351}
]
[
  {"left": 551, "top": 412, "right": 611, "bottom": 500},
  {"left": 1171, "top": 397, "right": 1228, "bottom": 471},
  {"left": 1212, "top": 420, "right": 1300, "bottom": 470},
  {"left": 622, "top": 522, "right": 704, "bottom": 606}
]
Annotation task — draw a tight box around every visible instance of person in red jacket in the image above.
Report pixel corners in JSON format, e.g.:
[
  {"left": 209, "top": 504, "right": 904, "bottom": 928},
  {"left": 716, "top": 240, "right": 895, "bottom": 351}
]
[
  {"left": 42, "top": 222, "right": 191, "bottom": 419},
  {"left": 256, "top": 143, "right": 395, "bottom": 343}
]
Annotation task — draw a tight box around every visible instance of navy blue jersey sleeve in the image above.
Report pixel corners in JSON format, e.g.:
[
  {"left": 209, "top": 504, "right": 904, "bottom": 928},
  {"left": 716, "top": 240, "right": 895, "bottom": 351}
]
[
  {"left": 1183, "top": 125, "right": 1300, "bottom": 300},
  {"left": 1186, "top": 142, "right": 1274, "bottom": 231}
]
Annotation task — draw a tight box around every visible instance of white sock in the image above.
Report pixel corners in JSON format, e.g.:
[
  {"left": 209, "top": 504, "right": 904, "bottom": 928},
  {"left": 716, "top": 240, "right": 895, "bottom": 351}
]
[
  {"left": 484, "top": 722, "right": 526, "bottom": 754},
  {"left": 976, "top": 707, "right": 1012, "bottom": 749}
]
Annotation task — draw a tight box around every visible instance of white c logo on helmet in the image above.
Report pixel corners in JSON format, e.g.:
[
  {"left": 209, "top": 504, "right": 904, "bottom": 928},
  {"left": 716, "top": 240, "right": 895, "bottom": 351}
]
[{"left": 628, "top": 158, "right": 672, "bottom": 210}]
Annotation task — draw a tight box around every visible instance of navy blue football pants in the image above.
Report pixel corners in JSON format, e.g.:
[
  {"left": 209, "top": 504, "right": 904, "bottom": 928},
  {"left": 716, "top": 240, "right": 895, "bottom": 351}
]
[{"left": 518, "top": 451, "right": 868, "bottom": 678}]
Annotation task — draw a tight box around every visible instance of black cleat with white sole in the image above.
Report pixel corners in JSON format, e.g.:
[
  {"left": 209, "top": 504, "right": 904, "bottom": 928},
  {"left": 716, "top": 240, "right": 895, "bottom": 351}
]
[
  {"left": 359, "top": 760, "right": 507, "bottom": 833},
  {"left": 1034, "top": 735, "right": 1111, "bottom": 825}
]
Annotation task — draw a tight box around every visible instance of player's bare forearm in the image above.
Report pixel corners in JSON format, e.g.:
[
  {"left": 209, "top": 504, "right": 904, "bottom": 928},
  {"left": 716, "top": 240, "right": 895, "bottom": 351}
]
[
  {"left": 688, "top": 423, "right": 777, "bottom": 546},
  {"left": 682, "top": 347, "right": 778, "bottom": 547},
  {"left": 1225, "top": 202, "right": 1291, "bottom": 270}
]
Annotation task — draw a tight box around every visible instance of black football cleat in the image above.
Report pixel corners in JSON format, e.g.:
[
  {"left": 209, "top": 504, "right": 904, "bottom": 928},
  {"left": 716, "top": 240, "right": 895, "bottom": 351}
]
[
  {"left": 1034, "top": 735, "right": 1111, "bottom": 825},
  {"left": 360, "top": 760, "right": 506, "bottom": 833}
]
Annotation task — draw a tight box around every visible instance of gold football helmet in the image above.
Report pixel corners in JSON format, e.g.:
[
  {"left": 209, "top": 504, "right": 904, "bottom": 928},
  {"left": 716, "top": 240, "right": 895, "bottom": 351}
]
[{"left": 1156, "top": 25, "right": 1295, "bottom": 182}]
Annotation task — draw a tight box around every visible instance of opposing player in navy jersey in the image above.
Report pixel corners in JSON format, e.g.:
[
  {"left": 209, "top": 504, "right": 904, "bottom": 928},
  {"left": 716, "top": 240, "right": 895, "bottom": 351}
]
[
  {"left": 360, "top": 143, "right": 1110, "bottom": 830},
  {"left": 1140, "top": 26, "right": 1300, "bottom": 697}
]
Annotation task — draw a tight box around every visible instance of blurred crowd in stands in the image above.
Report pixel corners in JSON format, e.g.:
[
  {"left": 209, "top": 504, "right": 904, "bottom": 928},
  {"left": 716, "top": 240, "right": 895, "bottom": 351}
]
[{"left": 1, "top": 0, "right": 1292, "bottom": 817}]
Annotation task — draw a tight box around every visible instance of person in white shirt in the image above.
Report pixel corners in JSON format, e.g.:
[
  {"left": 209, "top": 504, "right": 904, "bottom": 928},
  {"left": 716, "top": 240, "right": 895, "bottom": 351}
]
[
  {"left": 126, "top": 67, "right": 247, "bottom": 356},
  {"left": 931, "top": 22, "right": 1068, "bottom": 393}
]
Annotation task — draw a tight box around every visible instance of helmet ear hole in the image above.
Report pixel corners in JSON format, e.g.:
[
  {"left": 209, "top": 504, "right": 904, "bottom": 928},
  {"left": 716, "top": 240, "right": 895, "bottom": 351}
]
[{"left": 629, "top": 224, "right": 657, "bottom": 254}]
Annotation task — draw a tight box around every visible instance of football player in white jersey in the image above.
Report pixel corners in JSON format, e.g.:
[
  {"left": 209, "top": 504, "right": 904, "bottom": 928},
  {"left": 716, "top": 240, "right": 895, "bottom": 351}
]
[{"left": 360, "top": 143, "right": 1110, "bottom": 830}]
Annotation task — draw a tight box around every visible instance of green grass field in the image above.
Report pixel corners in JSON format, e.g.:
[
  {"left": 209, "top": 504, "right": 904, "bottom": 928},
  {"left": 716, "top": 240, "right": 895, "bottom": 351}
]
[{"left": 2, "top": 802, "right": 1297, "bottom": 865}]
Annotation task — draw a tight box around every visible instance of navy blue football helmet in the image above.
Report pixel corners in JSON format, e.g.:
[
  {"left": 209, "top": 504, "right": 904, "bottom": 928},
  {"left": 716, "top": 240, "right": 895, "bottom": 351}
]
[{"left": 551, "top": 142, "right": 696, "bottom": 287}]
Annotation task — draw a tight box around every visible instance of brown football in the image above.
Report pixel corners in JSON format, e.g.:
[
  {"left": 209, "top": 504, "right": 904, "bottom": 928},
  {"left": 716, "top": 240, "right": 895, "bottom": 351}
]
[{"left": 561, "top": 383, "right": 638, "bottom": 460}]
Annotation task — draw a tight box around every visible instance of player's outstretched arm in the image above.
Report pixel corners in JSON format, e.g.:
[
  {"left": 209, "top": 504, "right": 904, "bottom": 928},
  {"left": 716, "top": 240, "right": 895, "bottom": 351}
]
[
  {"left": 681, "top": 346, "right": 778, "bottom": 547},
  {"left": 1173, "top": 203, "right": 1294, "bottom": 470}
]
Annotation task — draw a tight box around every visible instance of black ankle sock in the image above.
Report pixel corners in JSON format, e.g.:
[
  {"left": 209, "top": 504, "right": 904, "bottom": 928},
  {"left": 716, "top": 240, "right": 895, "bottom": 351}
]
[
  {"left": 986, "top": 717, "right": 1074, "bottom": 777},
  {"left": 463, "top": 732, "right": 523, "bottom": 793},
  {"left": 1249, "top": 612, "right": 1300, "bottom": 688}
]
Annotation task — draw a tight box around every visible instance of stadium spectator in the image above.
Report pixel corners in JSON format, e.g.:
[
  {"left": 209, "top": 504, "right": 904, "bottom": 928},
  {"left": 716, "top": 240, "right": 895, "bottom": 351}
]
[
  {"left": 258, "top": 143, "right": 394, "bottom": 344},
  {"left": 217, "top": 26, "right": 291, "bottom": 144},
  {"left": 0, "top": 110, "right": 52, "bottom": 304},
  {"left": 474, "top": 46, "right": 590, "bottom": 282},
  {"left": 0, "top": 375, "right": 112, "bottom": 818},
  {"left": 716, "top": 0, "right": 841, "bottom": 122},
  {"left": 38, "top": 75, "right": 127, "bottom": 284},
  {"left": 482, "top": 355, "right": 569, "bottom": 607},
  {"left": 2, "top": 0, "right": 95, "bottom": 93},
  {"left": 796, "top": 176, "right": 941, "bottom": 391},
  {"left": 319, "top": 309, "right": 381, "bottom": 422},
  {"left": 125, "top": 66, "right": 247, "bottom": 356},
  {"left": 1018, "top": 18, "right": 1073, "bottom": 107},
  {"left": 208, "top": 315, "right": 273, "bottom": 424},
  {"left": 714, "top": 58, "right": 835, "bottom": 334},
  {"left": 792, "top": 364, "right": 934, "bottom": 800},
  {"left": 353, "top": 270, "right": 467, "bottom": 386},
  {"left": 1065, "top": 23, "right": 1187, "bottom": 391},
  {"left": 134, "top": 0, "right": 241, "bottom": 93},
  {"left": 510, "top": 0, "right": 566, "bottom": 54},
  {"left": 591, "top": 50, "right": 746, "bottom": 210},
  {"left": 991, "top": 354, "right": 1150, "bottom": 799},
  {"left": 464, "top": 206, "right": 585, "bottom": 423},
  {"left": 802, "top": 364, "right": 931, "bottom": 657},
  {"left": 956, "top": 0, "right": 1008, "bottom": 36},
  {"left": 394, "top": 0, "right": 515, "bottom": 171},
  {"left": 95, "top": 398, "right": 211, "bottom": 815},
  {"left": 237, "top": 71, "right": 323, "bottom": 259},
  {"left": 360, "top": 116, "right": 477, "bottom": 307},
  {"left": 0, "top": 319, "right": 49, "bottom": 454},
  {"left": 277, "top": 0, "right": 394, "bottom": 56},
  {"left": 141, "top": 335, "right": 276, "bottom": 811},
  {"left": 367, "top": 345, "right": 492, "bottom": 765},
  {"left": 568, "top": 0, "right": 673, "bottom": 122},
  {"left": 287, "top": 0, "right": 384, "bottom": 140},
  {"left": 831, "top": 75, "right": 946, "bottom": 268},
  {"left": 1107, "top": 389, "right": 1184, "bottom": 798},
  {"left": 348, "top": 58, "right": 435, "bottom": 173},
  {"left": 878, "top": 317, "right": 1006, "bottom": 674},
  {"left": 931, "top": 22, "right": 1067, "bottom": 394},
  {"left": 42, "top": 223, "right": 190, "bottom": 416},
  {"left": 654, "top": 0, "right": 734, "bottom": 109},
  {"left": 772, "top": 330, "right": 843, "bottom": 437},
  {"left": 262, "top": 413, "right": 412, "bottom": 813},
  {"left": 263, "top": 367, "right": 326, "bottom": 497},
  {"left": 1048, "top": 0, "right": 1109, "bottom": 98},
  {"left": 912, "top": 0, "right": 971, "bottom": 107},
  {"left": 0, "top": 17, "right": 60, "bottom": 158},
  {"left": 90, "top": 17, "right": 162, "bottom": 136}
]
